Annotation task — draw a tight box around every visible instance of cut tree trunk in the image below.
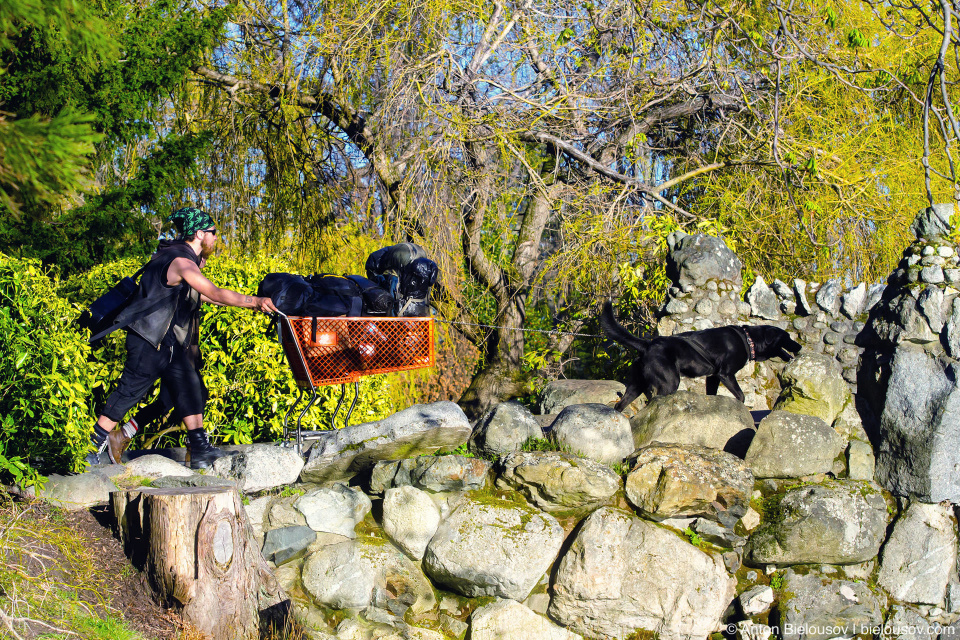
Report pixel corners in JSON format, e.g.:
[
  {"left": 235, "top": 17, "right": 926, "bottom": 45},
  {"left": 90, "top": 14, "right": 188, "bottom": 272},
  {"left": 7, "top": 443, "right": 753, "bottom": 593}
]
[{"left": 111, "top": 485, "right": 287, "bottom": 639}]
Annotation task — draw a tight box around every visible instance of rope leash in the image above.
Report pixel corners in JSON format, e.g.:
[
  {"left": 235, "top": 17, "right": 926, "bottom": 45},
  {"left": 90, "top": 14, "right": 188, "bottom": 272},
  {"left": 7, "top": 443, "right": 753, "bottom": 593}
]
[{"left": 436, "top": 318, "right": 604, "bottom": 339}]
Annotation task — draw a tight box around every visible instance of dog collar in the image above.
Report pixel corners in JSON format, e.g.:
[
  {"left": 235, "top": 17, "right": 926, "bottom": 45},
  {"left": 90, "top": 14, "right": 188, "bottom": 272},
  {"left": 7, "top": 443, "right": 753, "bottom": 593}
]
[{"left": 740, "top": 327, "right": 756, "bottom": 361}]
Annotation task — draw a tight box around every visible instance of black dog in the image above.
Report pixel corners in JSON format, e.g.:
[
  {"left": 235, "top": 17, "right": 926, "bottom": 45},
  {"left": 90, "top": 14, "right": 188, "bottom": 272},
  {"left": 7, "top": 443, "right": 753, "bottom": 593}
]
[{"left": 600, "top": 301, "right": 802, "bottom": 409}]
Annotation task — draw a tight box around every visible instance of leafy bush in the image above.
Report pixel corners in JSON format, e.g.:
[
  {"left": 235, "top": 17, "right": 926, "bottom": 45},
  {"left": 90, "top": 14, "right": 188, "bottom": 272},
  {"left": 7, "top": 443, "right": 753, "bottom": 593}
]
[
  {"left": 1, "top": 250, "right": 411, "bottom": 474},
  {"left": 0, "top": 254, "right": 97, "bottom": 474}
]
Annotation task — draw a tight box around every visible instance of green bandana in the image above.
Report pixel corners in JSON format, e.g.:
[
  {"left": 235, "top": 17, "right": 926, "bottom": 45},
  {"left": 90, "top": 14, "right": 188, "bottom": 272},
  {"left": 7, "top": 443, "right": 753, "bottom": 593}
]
[{"left": 168, "top": 207, "right": 215, "bottom": 238}]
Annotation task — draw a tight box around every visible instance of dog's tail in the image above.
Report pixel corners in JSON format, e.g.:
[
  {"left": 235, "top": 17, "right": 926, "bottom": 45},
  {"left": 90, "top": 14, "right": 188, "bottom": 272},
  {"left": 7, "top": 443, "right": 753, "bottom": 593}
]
[{"left": 599, "top": 301, "right": 650, "bottom": 352}]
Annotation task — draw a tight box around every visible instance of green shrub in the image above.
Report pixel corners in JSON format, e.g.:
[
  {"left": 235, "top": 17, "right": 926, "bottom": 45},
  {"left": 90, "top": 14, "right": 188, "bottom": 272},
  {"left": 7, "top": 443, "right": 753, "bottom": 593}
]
[{"left": 0, "top": 254, "right": 97, "bottom": 474}]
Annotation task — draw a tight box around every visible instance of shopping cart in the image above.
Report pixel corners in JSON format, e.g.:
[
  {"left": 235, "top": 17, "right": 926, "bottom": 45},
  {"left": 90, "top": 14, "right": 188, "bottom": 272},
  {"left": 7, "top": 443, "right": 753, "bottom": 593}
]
[{"left": 275, "top": 313, "right": 435, "bottom": 452}]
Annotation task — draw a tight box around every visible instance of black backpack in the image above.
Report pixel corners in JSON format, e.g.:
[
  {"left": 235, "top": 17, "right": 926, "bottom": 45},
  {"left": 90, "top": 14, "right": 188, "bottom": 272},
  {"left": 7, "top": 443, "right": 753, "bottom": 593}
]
[
  {"left": 77, "top": 264, "right": 147, "bottom": 345},
  {"left": 258, "top": 273, "right": 394, "bottom": 317}
]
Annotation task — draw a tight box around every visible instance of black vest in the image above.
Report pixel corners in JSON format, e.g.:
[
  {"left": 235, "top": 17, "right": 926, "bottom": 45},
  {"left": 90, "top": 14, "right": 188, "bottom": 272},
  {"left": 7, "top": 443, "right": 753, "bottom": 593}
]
[{"left": 112, "top": 242, "right": 202, "bottom": 349}]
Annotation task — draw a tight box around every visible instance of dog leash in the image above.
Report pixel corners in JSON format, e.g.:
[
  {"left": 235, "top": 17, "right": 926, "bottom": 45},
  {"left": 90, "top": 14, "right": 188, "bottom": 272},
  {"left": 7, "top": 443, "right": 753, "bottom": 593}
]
[{"left": 435, "top": 318, "right": 604, "bottom": 339}]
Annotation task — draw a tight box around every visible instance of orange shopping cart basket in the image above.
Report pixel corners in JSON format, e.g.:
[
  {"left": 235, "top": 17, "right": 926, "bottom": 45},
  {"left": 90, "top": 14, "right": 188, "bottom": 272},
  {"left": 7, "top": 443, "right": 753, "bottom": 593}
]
[{"left": 275, "top": 313, "right": 435, "bottom": 451}]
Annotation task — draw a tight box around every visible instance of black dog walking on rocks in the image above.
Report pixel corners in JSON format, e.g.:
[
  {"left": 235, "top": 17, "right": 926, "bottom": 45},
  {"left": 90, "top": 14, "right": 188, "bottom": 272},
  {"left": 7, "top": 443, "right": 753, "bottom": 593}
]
[{"left": 599, "top": 301, "right": 801, "bottom": 409}]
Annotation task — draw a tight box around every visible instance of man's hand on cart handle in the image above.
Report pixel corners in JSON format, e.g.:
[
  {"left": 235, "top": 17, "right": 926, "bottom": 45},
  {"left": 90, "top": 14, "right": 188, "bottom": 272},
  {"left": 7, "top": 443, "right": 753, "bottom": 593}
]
[{"left": 255, "top": 296, "right": 279, "bottom": 314}]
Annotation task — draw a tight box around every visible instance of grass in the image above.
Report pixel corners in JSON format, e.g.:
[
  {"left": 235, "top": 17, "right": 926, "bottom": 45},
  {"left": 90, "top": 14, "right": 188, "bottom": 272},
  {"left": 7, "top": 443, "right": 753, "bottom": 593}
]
[{"left": 0, "top": 497, "right": 143, "bottom": 640}]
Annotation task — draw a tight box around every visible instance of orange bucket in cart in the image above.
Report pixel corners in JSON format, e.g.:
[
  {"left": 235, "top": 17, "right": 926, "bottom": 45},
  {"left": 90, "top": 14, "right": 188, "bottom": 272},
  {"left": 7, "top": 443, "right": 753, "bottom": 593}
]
[{"left": 275, "top": 314, "right": 435, "bottom": 451}]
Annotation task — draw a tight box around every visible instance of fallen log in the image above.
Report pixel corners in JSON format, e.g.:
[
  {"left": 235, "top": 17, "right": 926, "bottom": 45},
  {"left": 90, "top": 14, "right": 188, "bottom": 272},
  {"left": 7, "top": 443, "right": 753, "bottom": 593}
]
[{"left": 111, "top": 485, "right": 287, "bottom": 639}]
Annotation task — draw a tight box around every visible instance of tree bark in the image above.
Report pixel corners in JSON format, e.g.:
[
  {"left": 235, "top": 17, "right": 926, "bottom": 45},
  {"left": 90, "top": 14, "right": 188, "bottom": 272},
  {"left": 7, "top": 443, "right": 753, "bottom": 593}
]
[{"left": 111, "top": 486, "right": 287, "bottom": 640}]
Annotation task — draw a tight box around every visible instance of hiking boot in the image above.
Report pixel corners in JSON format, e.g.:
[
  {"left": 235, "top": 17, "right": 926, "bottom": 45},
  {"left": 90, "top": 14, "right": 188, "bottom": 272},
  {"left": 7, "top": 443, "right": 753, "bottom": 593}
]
[
  {"left": 107, "top": 428, "right": 132, "bottom": 464},
  {"left": 186, "top": 428, "right": 230, "bottom": 470},
  {"left": 84, "top": 440, "right": 109, "bottom": 467}
]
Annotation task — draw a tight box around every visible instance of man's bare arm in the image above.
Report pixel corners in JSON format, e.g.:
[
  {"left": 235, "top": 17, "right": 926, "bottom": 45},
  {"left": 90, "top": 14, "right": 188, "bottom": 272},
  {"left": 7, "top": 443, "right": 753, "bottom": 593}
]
[{"left": 169, "top": 258, "right": 279, "bottom": 313}]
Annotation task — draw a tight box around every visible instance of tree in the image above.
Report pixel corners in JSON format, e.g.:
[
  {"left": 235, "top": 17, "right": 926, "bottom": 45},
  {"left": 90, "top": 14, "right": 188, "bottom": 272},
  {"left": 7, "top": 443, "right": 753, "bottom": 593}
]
[{"left": 0, "top": 0, "right": 229, "bottom": 275}]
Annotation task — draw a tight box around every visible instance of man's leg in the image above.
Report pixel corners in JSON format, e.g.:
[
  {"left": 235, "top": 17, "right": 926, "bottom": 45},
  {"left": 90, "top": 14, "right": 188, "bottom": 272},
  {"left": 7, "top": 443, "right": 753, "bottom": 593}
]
[
  {"left": 164, "top": 350, "right": 229, "bottom": 469},
  {"left": 108, "top": 386, "right": 173, "bottom": 463},
  {"left": 86, "top": 334, "right": 171, "bottom": 466}
]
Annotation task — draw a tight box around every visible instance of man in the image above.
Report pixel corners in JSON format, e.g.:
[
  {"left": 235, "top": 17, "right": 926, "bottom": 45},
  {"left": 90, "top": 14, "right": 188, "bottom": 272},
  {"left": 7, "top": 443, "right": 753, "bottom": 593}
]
[{"left": 85, "top": 207, "right": 278, "bottom": 469}]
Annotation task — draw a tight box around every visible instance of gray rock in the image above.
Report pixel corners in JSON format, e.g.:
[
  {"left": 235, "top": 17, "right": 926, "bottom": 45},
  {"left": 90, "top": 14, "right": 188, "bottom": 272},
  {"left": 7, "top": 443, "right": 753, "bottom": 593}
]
[
  {"left": 794, "top": 279, "right": 815, "bottom": 316},
  {"left": 842, "top": 283, "right": 867, "bottom": 318},
  {"left": 771, "top": 278, "right": 795, "bottom": 301},
  {"left": 244, "top": 494, "right": 272, "bottom": 544},
  {"left": 878, "top": 502, "right": 957, "bottom": 605},
  {"left": 625, "top": 444, "right": 753, "bottom": 525},
  {"left": 666, "top": 233, "right": 743, "bottom": 288},
  {"left": 744, "top": 411, "right": 844, "bottom": 478},
  {"left": 747, "top": 276, "right": 782, "bottom": 320},
  {"left": 262, "top": 525, "right": 316, "bottom": 565},
  {"left": 210, "top": 444, "right": 304, "bottom": 493},
  {"left": 424, "top": 494, "right": 563, "bottom": 600},
  {"left": 744, "top": 480, "right": 889, "bottom": 565},
  {"left": 496, "top": 451, "right": 620, "bottom": 514},
  {"left": 369, "top": 455, "right": 490, "bottom": 494},
  {"left": 664, "top": 297, "right": 690, "bottom": 314},
  {"left": 739, "top": 585, "right": 775, "bottom": 616},
  {"left": 919, "top": 286, "right": 946, "bottom": 333},
  {"left": 910, "top": 204, "right": 954, "bottom": 240},
  {"left": 40, "top": 472, "right": 117, "bottom": 509},
  {"left": 737, "top": 621, "right": 773, "bottom": 640},
  {"left": 775, "top": 353, "right": 852, "bottom": 426},
  {"left": 382, "top": 485, "right": 441, "bottom": 560},
  {"left": 295, "top": 483, "right": 372, "bottom": 538},
  {"left": 847, "top": 439, "right": 876, "bottom": 481},
  {"left": 695, "top": 298, "right": 715, "bottom": 315},
  {"left": 302, "top": 539, "right": 436, "bottom": 613},
  {"left": 882, "top": 605, "right": 938, "bottom": 640},
  {"left": 691, "top": 518, "right": 745, "bottom": 547},
  {"left": 944, "top": 298, "right": 960, "bottom": 358},
  {"left": 779, "top": 569, "right": 882, "bottom": 640},
  {"left": 538, "top": 379, "right": 627, "bottom": 415},
  {"left": 122, "top": 454, "right": 195, "bottom": 479},
  {"left": 876, "top": 347, "right": 960, "bottom": 502},
  {"left": 149, "top": 474, "right": 236, "bottom": 489},
  {"left": 469, "top": 402, "right": 543, "bottom": 458},
  {"left": 816, "top": 279, "right": 842, "bottom": 314},
  {"left": 866, "top": 283, "right": 887, "bottom": 312},
  {"left": 301, "top": 402, "right": 471, "bottom": 484},
  {"left": 551, "top": 403, "right": 634, "bottom": 464},
  {"left": 549, "top": 507, "right": 736, "bottom": 640},
  {"left": 470, "top": 600, "right": 583, "bottom": 640},
  {"left": 268, "top": 496, "right": 307, "bottom": 528},
  {"left": 630, "top": 391, "right": 755, "bottom": 454}
]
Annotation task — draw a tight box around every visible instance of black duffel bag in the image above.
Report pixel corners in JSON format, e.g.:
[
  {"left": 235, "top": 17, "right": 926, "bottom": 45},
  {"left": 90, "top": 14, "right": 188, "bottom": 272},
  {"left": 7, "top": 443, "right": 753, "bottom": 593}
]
[{"left": 258, "top": 272, "right": 394, "bottom": 317}]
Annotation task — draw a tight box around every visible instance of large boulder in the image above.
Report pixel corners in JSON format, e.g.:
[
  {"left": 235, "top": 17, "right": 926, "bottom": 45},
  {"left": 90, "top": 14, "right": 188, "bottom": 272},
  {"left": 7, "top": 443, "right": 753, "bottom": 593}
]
[
  {"left": 300, "top": 402, "right": 471, "bottom": 484},
  {"left": 549, "top": 507, "right": 736, "bottom": 640},
  {"left": 744, "top": 480, "right": 889, "bottom": 566},
  {"left": 40, "top": 471, "right": 117, "bottom": 510},
  {"left": 744, "top": 411, "right": 845, "bottom": 478},
  {"left": 370, "top": 455, "right": 490, "bottom": 494},
  {"left": 778, "top": 569, "right": 883, "bottom": 640},
  {"left": 423, "top": 494, "right": 564, "bottom": 600},
  {"left": 382, "top": 485, "right": 442, "bottom": 560},
  {"left": 471, "top": 599, "right": 583, "bottom": 640},
  {"left": 469, "top": 402, "right": 543, "bottom": 458},
  {"left": 877, "top": 502, "right": 958, "bottom": 605},
  {"left": 302, "top": 539, "right": 436, "bottom": 613},
  {"left": 774, "top": 353, "right": 851, "bottom": 426},
  {"left": 624, "top": 444, "right": 753, "bottom": 526},
  {"left": 551, "top": 404, "right": 634, "bottom": 464},
  {"left": 210, "top": 444, "right": 304, "bottom": 492},
  {"left": 496, "top": 451, "right": 621, "bottom": 514},
  {"left": 538, "top": 380, "right": 627, "bottom": 415},
  {"left": 666, "top": 232, "right": 743, "bottom": 289},
  {"left": 122, "top": 454, "right": 196, "bottom": 479},
  {"left": 875, "top": 346, "right": 960, "bottom": 502},
  {"left": 294, "top": 483, "right": 372, "bottom": 538},
  {"left": 630, "top": 391, "right": 755, "bottom": 455}
]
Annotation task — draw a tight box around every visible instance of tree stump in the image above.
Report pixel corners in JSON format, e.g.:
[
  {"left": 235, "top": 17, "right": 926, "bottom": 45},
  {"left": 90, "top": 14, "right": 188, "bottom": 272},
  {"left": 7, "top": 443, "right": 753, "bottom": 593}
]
[{"left": 111, "top": 486, "right": 287, "bottom": 639}]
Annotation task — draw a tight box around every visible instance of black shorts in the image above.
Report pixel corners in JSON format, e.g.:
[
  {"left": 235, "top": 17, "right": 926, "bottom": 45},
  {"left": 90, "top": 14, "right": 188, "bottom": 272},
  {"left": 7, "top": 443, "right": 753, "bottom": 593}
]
[{"left": 100, "top": 332, "right": 207, "bottom": 422}]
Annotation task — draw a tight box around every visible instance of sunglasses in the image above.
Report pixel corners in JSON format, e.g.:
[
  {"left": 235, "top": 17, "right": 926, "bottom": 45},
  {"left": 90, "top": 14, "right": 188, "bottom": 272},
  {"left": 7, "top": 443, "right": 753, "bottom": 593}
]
[{"left": 202, "top": 228, "right": 217, "bottom": 236}]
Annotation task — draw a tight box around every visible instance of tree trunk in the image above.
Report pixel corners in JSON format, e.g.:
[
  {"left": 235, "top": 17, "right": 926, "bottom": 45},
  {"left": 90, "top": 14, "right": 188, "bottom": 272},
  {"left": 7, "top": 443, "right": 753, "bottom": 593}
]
[{"left": 111, "top": 486, "right": 287, "bottom": 640}]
